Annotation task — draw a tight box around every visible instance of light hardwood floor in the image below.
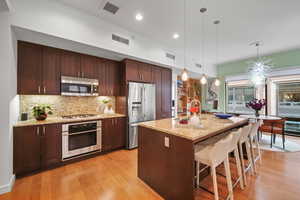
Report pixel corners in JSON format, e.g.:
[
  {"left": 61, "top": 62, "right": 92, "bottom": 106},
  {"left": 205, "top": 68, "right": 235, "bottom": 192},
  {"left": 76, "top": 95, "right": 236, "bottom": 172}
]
[{"left": 1, "top": 143, "right": 300, "bottom": 200}]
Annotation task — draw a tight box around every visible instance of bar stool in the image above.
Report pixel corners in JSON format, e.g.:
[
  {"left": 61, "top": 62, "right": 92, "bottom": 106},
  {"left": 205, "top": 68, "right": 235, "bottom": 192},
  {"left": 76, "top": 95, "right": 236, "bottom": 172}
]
[
  {"left": 195, "top": 134, "right": 235, "bottom": 200},
  {"left": 249, "top": 121, "right": 262, "bottom": 166},
  {"left": 238, "top": 124, "right": 255, "bottom": 186}
]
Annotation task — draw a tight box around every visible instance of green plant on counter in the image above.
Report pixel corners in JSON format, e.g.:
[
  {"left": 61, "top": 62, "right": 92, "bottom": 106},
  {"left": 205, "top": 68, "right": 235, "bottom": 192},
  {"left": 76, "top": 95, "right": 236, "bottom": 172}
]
[
  {"left": 101, "top": 98, "right": 111, "bottom": 104},
  {"left": 32, "top": 104, "right": 53, "bottom": 121}
]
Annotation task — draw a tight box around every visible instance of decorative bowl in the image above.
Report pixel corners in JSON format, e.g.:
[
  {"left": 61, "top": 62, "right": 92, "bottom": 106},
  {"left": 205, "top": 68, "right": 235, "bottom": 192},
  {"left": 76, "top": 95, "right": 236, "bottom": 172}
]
[{"left": 214, "top": 113, "right": 233, "bottom": 119}]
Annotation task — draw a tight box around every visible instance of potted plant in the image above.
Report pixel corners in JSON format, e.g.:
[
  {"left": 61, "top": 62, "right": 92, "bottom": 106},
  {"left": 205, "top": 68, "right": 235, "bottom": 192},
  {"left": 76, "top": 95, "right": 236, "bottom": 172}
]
[
  {"left": 246, "top": 99, "right": 266, "bottom": 117},
  {"left": 101, "top": 98, "right": 114, "bottom": 114},
  {"left": 32, "top": 104, "right": 53, "bottom": 121}
]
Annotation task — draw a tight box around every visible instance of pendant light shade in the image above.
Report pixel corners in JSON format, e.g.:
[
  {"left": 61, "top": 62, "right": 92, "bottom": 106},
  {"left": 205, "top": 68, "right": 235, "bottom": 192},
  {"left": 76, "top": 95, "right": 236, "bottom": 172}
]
[
  {"left": 213, "top": 20, "right": 221, "bottom": 87},
  {"left": 200, "top": 74, "right": 207, "bottom": 85},
  {"left": 181, "top": 68, "right": 189, "bottom": 81},
  {"left": 214, "top": 78, "right": 220, "bottom": 86}
]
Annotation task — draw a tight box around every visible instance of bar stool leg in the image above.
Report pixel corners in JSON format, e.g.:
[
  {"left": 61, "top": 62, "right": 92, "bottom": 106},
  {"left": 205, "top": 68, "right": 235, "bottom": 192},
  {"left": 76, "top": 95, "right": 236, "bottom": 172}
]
[
  {"left": 211, "top": 166, "right": 219, "bottom": 200},
  {"left": 234, "top": 148, "right": 244, "bottom": 189},
  {"left": 196, "top": 161, "right": 200, "bottom": 187},
  {"left": 224, "top": 156, "right": 234, "bottom": 200},
  {"left": 245, "top": 141, "right": 255, "bottom": 175},
  {"left": 249, "top": 138, "right": 257, "bottom": 173},
  {"left": 239, "top": 142, "right": 247, "bottom": 186},
  {"left": 254, "top": 134, "right": 262, "bottom": 164}
]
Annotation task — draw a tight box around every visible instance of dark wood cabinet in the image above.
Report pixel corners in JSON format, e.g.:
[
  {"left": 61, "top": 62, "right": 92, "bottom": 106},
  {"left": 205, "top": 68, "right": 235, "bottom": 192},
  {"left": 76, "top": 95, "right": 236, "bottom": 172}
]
[
  {"left": 18, "top": 42, "right": 61, "bottom": 95},
  {"left": 102, "top": 117, "right": 126, "bottom": 151},
  {"left": 152, "top": 67, "right": 172, "bottom": 119},
  {"left": 17, "top": 41, "right": 43, "bottom": 94},
  {"left": 98, "top": 60, "right": 121, "bottom": 96},
  {"left": 61, "top": 51, "right": 99, "bottom": 79},
  {"left": 61, "top": 50, "right": 81, "bottom": 77},
  {"left": 80, "top": 55, "right": 99, "bottom": 79},
  {"left": 14, "top": 126, "right": 41, "bottom": 174},
  {"left": 139, "top": 63, "right": 153, "bottom": 82},
  {"left": 125, "top": 59, "right": 140, "bottom": 82},
  {"left": 42, "top": 46, "right": 61, "bottom": 95},
  {"left": 161, "top": 68, "right": 172, "bottom": 118},
  {"left": 152, "top": 67, "right": 163, "bottom": 119},
  {"left": 41, "top": 124, "right": 62, "bottom": 168},
  {"left": 14, "top": 124, "right": 62, "bottom": 175},
  {"left": 124, "top": 59, "right": 153, "bottom": 83}
]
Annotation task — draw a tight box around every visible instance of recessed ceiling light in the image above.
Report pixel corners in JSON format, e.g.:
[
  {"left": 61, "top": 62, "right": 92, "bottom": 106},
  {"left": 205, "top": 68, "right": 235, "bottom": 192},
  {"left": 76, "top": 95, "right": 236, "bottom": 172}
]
[
  {"left": 173, "top": 33, "right": 180, "bottom": 39},
  {"left": 135, "top": 13, "right": 143, "bottom": 21}
]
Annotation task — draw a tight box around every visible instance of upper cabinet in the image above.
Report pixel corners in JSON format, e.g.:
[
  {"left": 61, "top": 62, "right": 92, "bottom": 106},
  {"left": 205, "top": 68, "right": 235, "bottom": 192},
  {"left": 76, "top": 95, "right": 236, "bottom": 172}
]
[
  {"left": 152, "top": 66, "right": 163, "bottom": 120},
  {"left": 42, "top": 46, "right": 61, "bottom": 95},
  {"left": 80, "top": 55, "right": 99, "bottom": 79},
  {"left": 123, "top": 59, "right": 153, "bottom": 83},
  {"left": 161, "top": 68, "right": 172, "bottom": 118},
  {"left": 60, "top": 51, "right": 81, "bottom": 77},
  {"left": 61, "top": 51, "right": 99, "bottom": 79},
  {"left": 98, "top": 59, "right": 121, "bottom": 96},
  {"left": 152, "top": 67, "right": 172, "bottom": 119},
  {"left": 18, "top": 41, "right": 60, "bottom": 95}
]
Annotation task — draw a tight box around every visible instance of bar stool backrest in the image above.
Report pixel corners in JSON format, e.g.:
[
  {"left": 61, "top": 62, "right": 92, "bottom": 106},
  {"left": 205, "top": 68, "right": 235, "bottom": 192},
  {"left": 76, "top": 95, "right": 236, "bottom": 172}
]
[
  {"left": 229, "top": 128, "right": 242, "bottom": 152},
  {"left": 239, "top": 124, "right": 253, "bottom": 143},
  {"left": 250, "top": 121, "right": 260, "bottom": 137},
  {"left": 209, "top": 134, "right": 234, "bottom": 166}
]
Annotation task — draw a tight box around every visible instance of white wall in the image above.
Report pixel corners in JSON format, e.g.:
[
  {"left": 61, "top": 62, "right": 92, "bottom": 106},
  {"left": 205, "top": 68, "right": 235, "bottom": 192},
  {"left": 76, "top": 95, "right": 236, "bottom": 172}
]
[
  {"left": 0, "top": 9, "right": 18, "bottom": 194},
  {"left": 9, "top": 0, "right": 216, "bottom": 76}
]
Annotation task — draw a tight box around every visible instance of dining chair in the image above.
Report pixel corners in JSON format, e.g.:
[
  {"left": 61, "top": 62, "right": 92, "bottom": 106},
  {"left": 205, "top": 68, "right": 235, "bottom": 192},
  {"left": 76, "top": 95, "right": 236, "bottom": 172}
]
[{"left": 259, "top": 119, "right": 286, "bottom": 149}]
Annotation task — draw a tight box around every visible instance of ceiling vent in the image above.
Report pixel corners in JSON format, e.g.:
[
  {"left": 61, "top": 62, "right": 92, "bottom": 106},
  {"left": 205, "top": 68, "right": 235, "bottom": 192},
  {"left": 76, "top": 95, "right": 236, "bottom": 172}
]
[
  {"left": 166, "top": 53, "right": 176, "bottom": 60},
  {"left": 103, "top": 2, "right": 119, "bottom": 14},
  {"left": 112, "top": 34, "right": 130, "bottom": 45},
  {"left": 195, "top": 63, "right": 202, "bottom": 68}
]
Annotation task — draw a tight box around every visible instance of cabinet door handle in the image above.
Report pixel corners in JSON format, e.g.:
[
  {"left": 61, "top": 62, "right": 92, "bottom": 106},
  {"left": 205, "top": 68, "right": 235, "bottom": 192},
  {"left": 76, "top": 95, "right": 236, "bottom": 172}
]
[
  {"left": 38, "top": 86, "right": 41, "bottom": 94},
  {"left": 43, "top": 86, "right": 46, "bottom": 94},
  {"left": 43, "top": 126, "right": 46, "bottom": 136},
  {"left": 36, "top": 127, "right": 40, "bottom": 136}
]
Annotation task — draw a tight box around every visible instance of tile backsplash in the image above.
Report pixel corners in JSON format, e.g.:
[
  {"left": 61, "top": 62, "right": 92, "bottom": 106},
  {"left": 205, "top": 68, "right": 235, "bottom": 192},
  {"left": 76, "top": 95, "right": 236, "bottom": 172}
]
[{"left": 20, "top": 95, "right": 116, "bottom": 119}]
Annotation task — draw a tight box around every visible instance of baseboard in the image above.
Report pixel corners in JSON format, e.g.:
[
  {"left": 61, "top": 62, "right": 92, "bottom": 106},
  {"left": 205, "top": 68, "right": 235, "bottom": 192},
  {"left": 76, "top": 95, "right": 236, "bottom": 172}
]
[{"left": 0, "top": 174, "right": 15, "bottom": 195}]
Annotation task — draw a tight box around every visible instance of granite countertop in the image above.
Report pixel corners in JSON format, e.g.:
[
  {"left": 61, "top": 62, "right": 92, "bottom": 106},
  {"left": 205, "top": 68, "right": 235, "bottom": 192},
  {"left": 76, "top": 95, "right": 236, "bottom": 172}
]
[
  {"left": 14, "top": 113, "right": 126, "bottom": 127},
  {"left": 138, "top": 114, "right": 248, "bottom": 143}
]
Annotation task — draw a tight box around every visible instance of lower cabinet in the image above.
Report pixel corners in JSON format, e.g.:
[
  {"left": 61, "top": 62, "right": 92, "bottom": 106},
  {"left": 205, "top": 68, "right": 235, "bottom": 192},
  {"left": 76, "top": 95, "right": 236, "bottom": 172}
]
[
  {"left": 14, "top": 124, "right": 61, "bottom": 175},
  {"left": 102, "top": 117, "right": 126, "bottom": 151}
]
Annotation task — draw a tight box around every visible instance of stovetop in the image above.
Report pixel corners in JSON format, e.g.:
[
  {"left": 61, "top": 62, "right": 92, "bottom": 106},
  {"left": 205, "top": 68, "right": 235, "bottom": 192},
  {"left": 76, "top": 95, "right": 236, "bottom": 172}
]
[{"left": 61, "top": 114, "right": 98, "bottom": 119}]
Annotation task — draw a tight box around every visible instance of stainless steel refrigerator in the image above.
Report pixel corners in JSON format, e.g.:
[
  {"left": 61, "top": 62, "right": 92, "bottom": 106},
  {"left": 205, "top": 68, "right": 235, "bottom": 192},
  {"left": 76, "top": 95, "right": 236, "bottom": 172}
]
[{"left": 127, "top": 82, "right": 156, "bottom": 149}]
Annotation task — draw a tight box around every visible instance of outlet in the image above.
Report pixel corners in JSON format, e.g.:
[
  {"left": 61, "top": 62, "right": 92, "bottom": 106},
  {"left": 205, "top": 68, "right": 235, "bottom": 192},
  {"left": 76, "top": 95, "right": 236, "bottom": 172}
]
[{"left": 164, "top": 137, "right": 170, "bottom": 148}]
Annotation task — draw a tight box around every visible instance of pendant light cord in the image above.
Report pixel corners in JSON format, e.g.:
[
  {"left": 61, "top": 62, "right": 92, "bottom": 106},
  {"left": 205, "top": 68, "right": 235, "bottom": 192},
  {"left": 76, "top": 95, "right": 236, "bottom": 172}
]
[
  {"left": 184, "top": 0, "right": 186, "bottom": 68},
  {"left": 201, "top": 11, "right": 205, "bottom": 72}
]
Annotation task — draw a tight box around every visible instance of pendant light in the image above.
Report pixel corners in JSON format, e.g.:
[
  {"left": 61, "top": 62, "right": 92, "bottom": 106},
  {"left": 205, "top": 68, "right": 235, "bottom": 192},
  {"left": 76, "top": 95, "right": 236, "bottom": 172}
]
[
  {"left": 214, "top": 20, "right": 221, "bottom": 87},
  {"left": 181, "top": 0, "right": 189, "bottom": 81},
  {"left": 200, "top": 7, "right": 207, "bottom": 85},
  {"left": 248, "top": 42, "right": 272, "bottom": 86}
]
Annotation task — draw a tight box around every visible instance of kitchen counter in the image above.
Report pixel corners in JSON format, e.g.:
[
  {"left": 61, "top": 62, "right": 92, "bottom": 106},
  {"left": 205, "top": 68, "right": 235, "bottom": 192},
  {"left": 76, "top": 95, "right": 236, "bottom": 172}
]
[
  {"left": 138, "top": 114, "right": 248, "bottom": 200},
  {"left": 139, "top": 114, "right": 248, "bottom": 143},
  {"left": 14, "top": 113, "right": 126, "bottom": 127}
]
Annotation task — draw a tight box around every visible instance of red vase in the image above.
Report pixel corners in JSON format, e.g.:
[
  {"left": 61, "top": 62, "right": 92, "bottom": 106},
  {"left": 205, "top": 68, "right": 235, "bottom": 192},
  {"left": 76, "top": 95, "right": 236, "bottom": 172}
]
[{"left": 35, "top": 113, "right": 47, "bottom": 121}]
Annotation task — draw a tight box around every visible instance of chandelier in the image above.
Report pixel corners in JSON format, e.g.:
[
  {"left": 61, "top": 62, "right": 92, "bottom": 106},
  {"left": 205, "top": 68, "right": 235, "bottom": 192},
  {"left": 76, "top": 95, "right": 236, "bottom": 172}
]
[{"left": 248, "top": 42, "right": 272, "bottom": 86}]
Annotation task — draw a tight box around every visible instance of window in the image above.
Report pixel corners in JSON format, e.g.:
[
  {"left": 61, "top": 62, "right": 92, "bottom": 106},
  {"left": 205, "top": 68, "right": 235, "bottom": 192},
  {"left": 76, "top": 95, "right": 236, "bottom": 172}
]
[
  {"left": 226, "top": 86, "right": 256, "bottom": 114},
  {"left": 277, "top": 82, "right": 300, "bottom": 118}
]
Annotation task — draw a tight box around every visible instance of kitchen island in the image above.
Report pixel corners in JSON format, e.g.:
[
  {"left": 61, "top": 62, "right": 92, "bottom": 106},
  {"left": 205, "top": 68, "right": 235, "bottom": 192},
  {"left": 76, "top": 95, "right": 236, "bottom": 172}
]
[{"left": 138, "top": 114, "right": 248, "bottom": 200}]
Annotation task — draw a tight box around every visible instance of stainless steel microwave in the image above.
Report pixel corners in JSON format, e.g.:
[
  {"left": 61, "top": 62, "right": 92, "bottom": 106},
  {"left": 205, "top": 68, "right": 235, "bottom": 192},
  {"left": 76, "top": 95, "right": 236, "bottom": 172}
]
[{"left": 61, "top": 76, "right": 99, "bottom": 96}]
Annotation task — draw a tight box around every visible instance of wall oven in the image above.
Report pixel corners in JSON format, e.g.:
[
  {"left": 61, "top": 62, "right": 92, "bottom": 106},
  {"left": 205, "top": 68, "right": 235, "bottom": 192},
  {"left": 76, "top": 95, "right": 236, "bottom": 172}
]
[
  {"left": 62, "top": 120, "right": 102, "bottom": 160},
  {"left": 61, "top": 76, "right": 99, "bottom": 96}
]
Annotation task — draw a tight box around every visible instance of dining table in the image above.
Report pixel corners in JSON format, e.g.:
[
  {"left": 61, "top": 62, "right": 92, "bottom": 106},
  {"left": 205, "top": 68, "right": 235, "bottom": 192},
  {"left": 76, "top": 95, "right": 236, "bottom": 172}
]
[{"left": 239, "top": 114, "right": 282, "bottom": 121}]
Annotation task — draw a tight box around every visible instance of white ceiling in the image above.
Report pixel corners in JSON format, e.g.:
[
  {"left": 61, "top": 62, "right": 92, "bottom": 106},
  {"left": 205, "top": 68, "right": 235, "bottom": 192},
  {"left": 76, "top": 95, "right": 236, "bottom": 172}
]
[{"left": 56, "top": 0, "right": 300, "bottom": 66}]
